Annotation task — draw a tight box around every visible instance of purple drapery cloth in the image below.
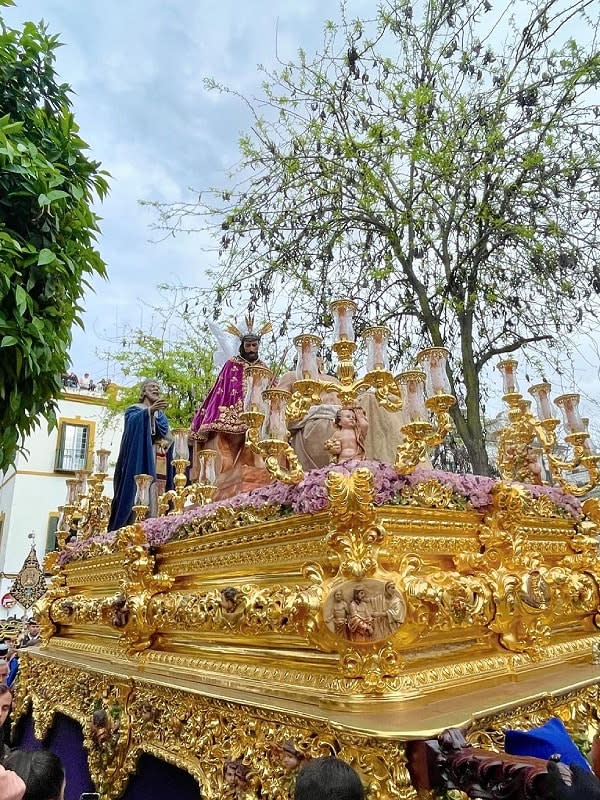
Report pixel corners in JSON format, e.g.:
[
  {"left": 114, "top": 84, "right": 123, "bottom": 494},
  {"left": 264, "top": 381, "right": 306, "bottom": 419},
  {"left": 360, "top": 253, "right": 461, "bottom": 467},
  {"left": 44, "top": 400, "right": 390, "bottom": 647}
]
[
  {"left": 191, "top": 357, "right": 247, "bottom": 437},
  {"left": 120, "top": 753, "right": 201, "bottom": 800},
  {"left": 15, "top": 712, "right": 201, "bottom": 800},
  {"left": 15, "top": 712, "right": 95, "bottom": 800}
]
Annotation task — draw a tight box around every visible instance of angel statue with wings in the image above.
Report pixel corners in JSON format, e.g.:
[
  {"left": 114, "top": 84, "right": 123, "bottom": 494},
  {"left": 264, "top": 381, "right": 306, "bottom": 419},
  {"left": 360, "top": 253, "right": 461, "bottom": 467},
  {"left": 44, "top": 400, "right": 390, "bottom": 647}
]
[{"left": 190, "top": 317, "right": 272, "bottom": 497}]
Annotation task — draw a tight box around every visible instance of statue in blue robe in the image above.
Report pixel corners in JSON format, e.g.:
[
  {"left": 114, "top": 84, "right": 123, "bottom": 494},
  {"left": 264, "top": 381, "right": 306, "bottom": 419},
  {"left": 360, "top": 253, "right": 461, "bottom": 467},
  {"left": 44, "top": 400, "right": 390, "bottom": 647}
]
[{"left": 108, "top": 380, "right": 174, "bottom": 531}]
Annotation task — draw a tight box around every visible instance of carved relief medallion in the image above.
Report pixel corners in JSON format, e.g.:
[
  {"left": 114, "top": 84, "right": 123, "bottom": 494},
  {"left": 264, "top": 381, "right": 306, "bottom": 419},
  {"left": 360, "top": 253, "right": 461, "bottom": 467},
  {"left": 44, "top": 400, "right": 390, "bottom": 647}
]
[{"left": 324, "top": 579, "right": 406, "bottom": 643}]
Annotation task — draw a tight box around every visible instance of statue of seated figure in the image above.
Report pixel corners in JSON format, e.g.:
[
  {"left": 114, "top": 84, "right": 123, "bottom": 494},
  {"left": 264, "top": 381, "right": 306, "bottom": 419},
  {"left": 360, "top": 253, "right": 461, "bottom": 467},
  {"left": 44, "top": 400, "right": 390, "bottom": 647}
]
[{"left": 278, "top": 364, "right": 405, "bottom": 470}]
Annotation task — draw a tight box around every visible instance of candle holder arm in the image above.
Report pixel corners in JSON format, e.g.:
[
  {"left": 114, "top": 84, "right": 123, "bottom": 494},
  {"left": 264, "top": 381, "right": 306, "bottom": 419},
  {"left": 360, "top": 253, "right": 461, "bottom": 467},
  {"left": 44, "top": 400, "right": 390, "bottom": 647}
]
[
  {"left": 157, "top": 458, "right": 203, "bottom": 514},
  {"left": 395, "top": 430, "right": 431, "bottom": 475},
  {"left": 240, "top": 410, "right": 305, "bottom": 485},
  {"left": 547, "top": 434, "right": 600, "bottom": 497}
]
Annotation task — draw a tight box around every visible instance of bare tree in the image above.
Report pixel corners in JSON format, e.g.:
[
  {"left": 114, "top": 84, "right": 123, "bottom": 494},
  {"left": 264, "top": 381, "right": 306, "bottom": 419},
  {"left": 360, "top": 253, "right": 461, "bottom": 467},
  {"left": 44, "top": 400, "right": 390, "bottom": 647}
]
[{"left": 153, "top": 0, "right": 600, "bottom": 474}]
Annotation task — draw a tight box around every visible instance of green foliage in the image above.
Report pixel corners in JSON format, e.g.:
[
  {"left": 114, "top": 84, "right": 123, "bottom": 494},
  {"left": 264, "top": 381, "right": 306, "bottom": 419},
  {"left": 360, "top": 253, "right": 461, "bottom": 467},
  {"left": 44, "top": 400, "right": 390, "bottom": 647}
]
[
  {"left": 154, "top": 0, "right": 600, "bottom": 475},
  {"left": 104, "top": 328, "right": 215, "bottom": 428},
  {"left": 0, "top": 14, "right": 108, "bottom": 471}
]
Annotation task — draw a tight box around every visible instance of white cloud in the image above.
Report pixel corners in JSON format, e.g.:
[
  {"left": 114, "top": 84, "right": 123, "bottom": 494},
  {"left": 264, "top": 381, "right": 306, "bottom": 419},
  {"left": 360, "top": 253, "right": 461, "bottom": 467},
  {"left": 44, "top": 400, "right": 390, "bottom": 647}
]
[{"left": 5, "top": 0, "right": 599, "bottom": 418}]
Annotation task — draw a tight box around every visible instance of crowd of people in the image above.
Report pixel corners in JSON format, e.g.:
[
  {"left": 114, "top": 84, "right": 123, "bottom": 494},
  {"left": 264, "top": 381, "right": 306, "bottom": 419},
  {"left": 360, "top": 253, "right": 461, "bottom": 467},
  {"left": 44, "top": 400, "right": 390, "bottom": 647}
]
[
  {"left": 61, "top": 373, "right": 114, "bottom": 393},
  {"left": 0, "top": 621, "right": 40, "bottom": 692}
]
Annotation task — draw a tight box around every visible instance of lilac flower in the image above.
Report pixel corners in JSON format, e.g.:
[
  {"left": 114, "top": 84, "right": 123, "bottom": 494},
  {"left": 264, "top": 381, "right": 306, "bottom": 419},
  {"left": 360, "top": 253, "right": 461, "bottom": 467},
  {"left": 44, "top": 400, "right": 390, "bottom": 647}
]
[{"left": 57, "top": 461, "right": 583, "bottom": 564}]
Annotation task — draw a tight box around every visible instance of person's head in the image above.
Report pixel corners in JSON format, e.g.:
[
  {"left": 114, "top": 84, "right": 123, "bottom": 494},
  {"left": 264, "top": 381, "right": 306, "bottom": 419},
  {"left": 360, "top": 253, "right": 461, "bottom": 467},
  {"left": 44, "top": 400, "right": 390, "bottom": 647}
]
[
  {"left": 0, "top": 641, "right": 9, "bottom": 660},
  {"left": 353, "top": 588, "right": 366, "bottom": 603},
  {"left": 221, "top": 588, "right": 239, "bottom": 613},
  {"left": 281, "top": 741, "right": 304, "bottom": 771},
  {"left": 335, "top": 408, "right": 356, "bottom": 430},
  {"left": 234, "top": 761, "right": 250, "bottom": 787},
  {"left": 0, "top": 663, "right": 9, "bottom": 683},
  {"left": 295, "top": 757, "right": 364, "bottom": 800},
  {"left": 239, "top": 334, "right": 260, "bottom": 363},
  {"left": 334, "top": 589, "right": 344, "bottom": 602},
  {"left": 4, "top": 750, "right": 65, "bottom": 800},
  {"left": 138, "top": 380, "right": 161, "bottom": 404},
  {"left": 0, "top": 685, "right": 12, "bottom": 726},
  {"left": 384, "top": 581, "right": 397, "bottom": 598},
  {"left": 223, "top": 760, "right": 237, "bottom": 785}
]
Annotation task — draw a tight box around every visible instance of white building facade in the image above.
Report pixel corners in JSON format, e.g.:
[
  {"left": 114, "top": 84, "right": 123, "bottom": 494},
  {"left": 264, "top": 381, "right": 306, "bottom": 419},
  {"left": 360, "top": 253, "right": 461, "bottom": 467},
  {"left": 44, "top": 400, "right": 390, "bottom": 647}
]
[{"left": 0, "top": 389, "right": 124, "bottom": 619}]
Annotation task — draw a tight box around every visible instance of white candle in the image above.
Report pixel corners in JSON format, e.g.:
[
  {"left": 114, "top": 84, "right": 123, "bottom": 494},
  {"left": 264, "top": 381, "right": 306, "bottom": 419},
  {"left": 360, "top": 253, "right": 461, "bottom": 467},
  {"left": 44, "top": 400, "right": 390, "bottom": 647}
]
[
  {"left": 398, "top": 371, "right": 427, "bottom": 422},
  {"left": 528, "top": 382, "right": 553, "bottom": 420}
]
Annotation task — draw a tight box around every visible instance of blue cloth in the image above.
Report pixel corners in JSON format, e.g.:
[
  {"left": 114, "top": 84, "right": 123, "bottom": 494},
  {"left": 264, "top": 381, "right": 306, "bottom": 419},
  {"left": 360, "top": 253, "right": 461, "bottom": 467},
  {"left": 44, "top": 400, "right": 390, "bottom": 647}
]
[
  {"left": 505, "top": 716, "right": 591, "bottom": 770},
  {"left": 108, "top": 404, "right": 173, "bottom": 531},
  {"left": 6, "top": 656, "right": 17, "bottom": 687}
]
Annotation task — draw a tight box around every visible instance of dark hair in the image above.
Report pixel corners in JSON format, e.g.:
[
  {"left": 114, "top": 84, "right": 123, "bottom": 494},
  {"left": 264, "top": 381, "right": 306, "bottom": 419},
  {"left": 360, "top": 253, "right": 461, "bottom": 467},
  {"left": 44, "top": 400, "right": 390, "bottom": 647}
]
[
  {"left": 334, "top": 407, "right": 359, "bottom": 428},
  {"left": 5, "top": 749, "right": 65, "bottom": 800},
  {"left": 238, "top": 336, "right": 260, "bottom": 361},
  {"left": 295, "top": 757, "right": 364, "bottom": 800},
  {"left": 0, "top": 683, "right": 12, "bottom": 764}
]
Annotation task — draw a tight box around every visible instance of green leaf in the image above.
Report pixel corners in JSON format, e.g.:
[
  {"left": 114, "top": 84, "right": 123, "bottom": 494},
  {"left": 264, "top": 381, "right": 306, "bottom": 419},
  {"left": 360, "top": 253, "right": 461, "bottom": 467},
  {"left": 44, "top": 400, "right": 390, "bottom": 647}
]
[
  {"left": 37, "top": 248, "right": 56, "bottom": 265},
  {"left": 45, "top": 189, "right": 70, "bottom": 202},
  {"left": 0, "top": 336, "right": 18, "bottom": 347},
  {"left": 15, "top": 285, "right": 27, "bottom": 315}
]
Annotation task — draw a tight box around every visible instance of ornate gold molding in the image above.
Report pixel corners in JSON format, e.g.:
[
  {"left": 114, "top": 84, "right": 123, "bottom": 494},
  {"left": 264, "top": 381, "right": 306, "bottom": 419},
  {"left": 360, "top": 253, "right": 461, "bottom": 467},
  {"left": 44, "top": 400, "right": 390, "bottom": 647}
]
[
  {"left": 14, "top": 652, "right": 600, "bottom": 800},
  {"left": 37, "top": 469, "right": 600, "bottom": 705}
]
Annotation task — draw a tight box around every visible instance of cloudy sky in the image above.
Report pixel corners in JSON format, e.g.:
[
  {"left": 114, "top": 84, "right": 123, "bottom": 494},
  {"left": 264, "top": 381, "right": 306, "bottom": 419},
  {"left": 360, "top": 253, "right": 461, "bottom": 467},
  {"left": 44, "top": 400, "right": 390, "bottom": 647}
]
[
  {"left": 6, "top": 0, "right": 374, "bottom": 380},
  {"left": 5, "top": 1, "right": 600, "bottom": 425}
]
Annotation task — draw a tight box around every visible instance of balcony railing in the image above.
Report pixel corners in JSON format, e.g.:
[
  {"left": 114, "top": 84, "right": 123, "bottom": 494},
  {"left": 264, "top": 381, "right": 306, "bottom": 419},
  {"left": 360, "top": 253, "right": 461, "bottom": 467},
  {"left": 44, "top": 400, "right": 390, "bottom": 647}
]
[{"left": 55, "top": 447, "right": 89, "bottom": 473}]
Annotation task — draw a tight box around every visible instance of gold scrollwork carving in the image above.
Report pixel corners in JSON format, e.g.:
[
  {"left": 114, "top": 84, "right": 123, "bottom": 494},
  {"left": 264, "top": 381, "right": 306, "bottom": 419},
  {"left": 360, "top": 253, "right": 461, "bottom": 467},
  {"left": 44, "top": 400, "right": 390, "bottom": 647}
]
[
  {"left": 146, "top": 582, "right": 324, "bottom": 641},
  {"left": 108, "top": 525, "right": 174, "bottom": 654},
  {"left": 12, "top": 657, "right": 133, "bottom": 800},
  {"left": 15, "top": 661, "right": 418, "bottom": 800},
  {"left": 170, "top": 504, "right": 284, "bottom": 542},
  {"left": 325, "top": 468, "right": 385, "bottom": 579},
  {"left": 341, "top": 644, "right": 405, "bottom": 691},
  {"left": 396, "top": 479, "right": 467, "bottom": 510},
  {"left": 448, "top": 482, "right": 600, "bottom": 657},
  {"left": 35, "top": 552, "right": 69, "bottom": 644}
]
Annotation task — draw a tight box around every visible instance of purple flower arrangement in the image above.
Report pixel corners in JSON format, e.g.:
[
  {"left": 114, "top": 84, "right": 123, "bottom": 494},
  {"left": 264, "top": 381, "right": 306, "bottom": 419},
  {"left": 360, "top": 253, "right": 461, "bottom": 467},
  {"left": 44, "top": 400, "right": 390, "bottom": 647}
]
[{"left": 57, "top": 461, "right": 582, "bottom": 565}]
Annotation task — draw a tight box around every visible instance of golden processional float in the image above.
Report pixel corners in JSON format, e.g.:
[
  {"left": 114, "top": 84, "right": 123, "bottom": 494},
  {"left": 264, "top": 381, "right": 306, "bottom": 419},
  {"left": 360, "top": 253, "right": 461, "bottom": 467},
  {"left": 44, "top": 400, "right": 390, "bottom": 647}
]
[{"left": 15, "top": 300, "right": 600, "bottom": 800}]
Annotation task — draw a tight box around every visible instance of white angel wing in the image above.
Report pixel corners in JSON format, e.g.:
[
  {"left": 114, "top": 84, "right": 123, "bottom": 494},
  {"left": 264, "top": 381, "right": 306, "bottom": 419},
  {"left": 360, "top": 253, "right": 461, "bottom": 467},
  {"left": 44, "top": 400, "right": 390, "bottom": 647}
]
[{"left": 207, "top": 321, "right": 238, "bottom": 369}]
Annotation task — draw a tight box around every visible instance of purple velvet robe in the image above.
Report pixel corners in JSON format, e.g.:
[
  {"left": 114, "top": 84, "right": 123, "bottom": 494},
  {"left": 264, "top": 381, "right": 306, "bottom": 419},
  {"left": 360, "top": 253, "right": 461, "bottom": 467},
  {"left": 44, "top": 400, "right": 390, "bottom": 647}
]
[{"left": 191, "top": 357, "right": 259, "bottom": 438}]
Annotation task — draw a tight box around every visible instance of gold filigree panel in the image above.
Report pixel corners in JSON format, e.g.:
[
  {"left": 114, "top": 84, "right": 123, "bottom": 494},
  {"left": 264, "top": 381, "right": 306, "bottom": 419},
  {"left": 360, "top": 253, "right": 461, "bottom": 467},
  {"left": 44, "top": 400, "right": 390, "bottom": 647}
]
[
  {"left": 13, "top": 658, "right": 133, "bottom": 800},
  {"left": 15, "top": 653, "right": 600, "bottom": 800},
  {"left": 14, "top": 656, "right": 415, "bottom": 800}
]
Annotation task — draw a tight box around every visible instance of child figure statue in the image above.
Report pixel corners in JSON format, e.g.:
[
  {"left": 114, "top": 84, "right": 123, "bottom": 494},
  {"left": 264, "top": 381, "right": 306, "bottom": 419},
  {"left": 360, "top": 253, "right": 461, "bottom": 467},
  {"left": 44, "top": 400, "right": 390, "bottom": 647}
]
[
  {"left": 324, "top": 407, "right": 368, "bottom": 463},
  {"left": 279, "top": 740, "right": 305, "bottom": 797}
]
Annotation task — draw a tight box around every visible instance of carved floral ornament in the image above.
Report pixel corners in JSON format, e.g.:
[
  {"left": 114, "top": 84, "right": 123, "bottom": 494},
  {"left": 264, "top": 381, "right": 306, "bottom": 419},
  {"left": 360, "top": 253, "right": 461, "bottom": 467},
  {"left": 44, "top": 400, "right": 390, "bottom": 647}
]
[
  {"left": 13, "top": 656, "right": 413, "bottom": 800},
  {"left": 13, "top": 653, "right": 600, "bottom": 800},
  {"left": 34, "top": 469, "right": 600, "bottom": 697}
]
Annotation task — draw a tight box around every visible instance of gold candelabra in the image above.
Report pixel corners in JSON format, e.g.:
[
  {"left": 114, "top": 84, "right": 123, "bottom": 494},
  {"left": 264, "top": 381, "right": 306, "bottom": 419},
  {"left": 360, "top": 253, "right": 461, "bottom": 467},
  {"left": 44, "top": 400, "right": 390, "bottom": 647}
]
[
  {"left": 241, "top": 300, "right": 456, "bottom": 482},
  {"left": 496, "top": 359, "right": 599, "bottom": 496},
  {"left": 241, "top": 387, "right": 304, "bottom": 485},
  {"left": 287, "top": 305, "right": 402, "bottom": 420},
  {"left": 157, "top": 430, "right": 218, "bottom": 513},
  {"left": 394, "top": 364, "right": 456, "bottom": 475},
  {"left": 57, "top": 449, "right": 112, "bottom": 543}
]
